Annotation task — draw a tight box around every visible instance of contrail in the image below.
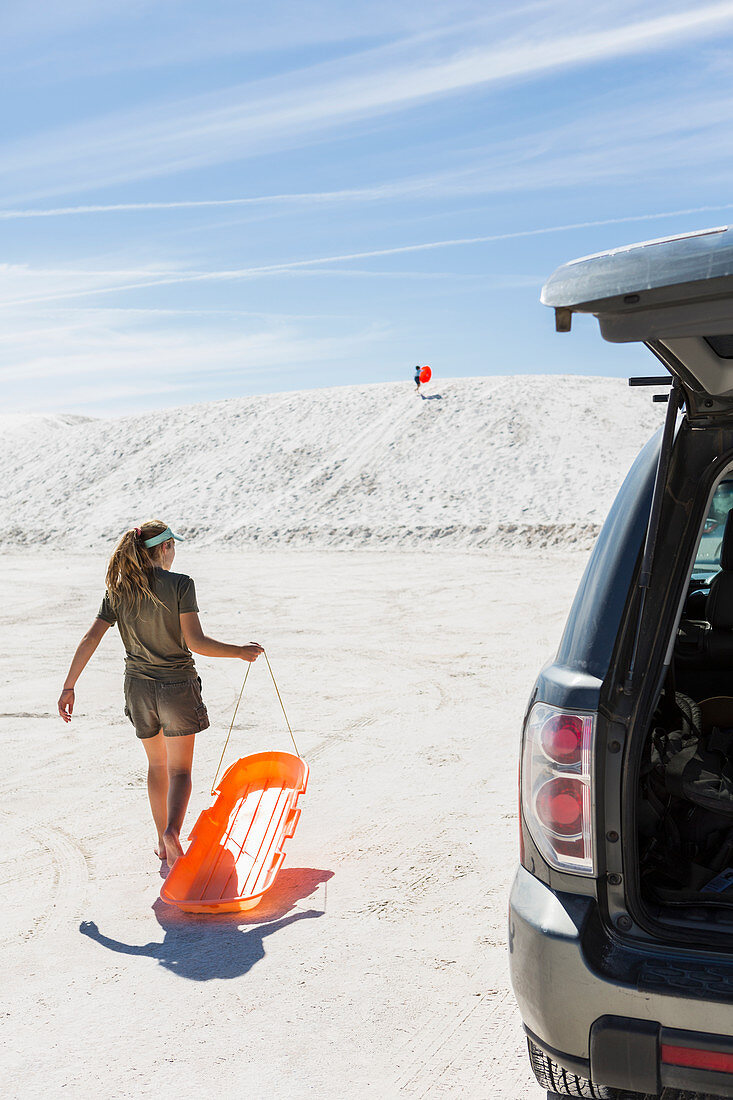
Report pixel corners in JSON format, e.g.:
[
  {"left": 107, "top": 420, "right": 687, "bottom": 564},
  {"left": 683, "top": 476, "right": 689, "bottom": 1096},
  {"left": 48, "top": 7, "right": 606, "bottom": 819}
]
[
  {"left": 1, "top": 195, "right": 733, "bottom": 227},
  {"left": 3, "top": 204, "right": 733, "bottom": 308},
  {"left": 0, "top": 188, "right": 395, "bottom": 220}
]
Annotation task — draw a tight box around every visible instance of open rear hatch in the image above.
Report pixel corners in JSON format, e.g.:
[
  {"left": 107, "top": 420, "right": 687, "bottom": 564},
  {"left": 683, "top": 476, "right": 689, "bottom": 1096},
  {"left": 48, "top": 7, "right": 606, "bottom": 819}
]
[
  {"left": 543, "top": 226, "right": 733, "bottom": 942},
  {"left": 542, "top": 224, "right": 733, "bottom": 416}
]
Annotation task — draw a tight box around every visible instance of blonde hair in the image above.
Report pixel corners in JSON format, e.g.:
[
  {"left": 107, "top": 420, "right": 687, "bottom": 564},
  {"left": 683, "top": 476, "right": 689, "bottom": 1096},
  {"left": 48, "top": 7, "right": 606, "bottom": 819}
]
[{"left": 105, "top": 519, "right": 172, "bottom": 613}]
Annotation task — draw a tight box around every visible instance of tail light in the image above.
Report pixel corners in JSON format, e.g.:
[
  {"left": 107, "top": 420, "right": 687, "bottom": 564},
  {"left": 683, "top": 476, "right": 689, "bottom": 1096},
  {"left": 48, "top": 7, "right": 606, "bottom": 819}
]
[{"left": 520, "top": 703, "right": 596, "bottom": 875}]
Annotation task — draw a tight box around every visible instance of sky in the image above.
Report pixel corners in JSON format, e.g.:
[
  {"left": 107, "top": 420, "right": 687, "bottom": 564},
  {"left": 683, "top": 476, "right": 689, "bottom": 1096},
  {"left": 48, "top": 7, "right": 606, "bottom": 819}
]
[{"left": 4, "top": 0, "right": 733, "bottom": 414}]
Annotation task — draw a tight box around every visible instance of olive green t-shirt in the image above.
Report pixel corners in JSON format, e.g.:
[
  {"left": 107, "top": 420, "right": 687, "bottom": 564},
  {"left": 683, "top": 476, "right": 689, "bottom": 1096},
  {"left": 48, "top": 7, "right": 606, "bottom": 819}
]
[{"left": 97, "top": 568, "right": 199, "bottom": 682}]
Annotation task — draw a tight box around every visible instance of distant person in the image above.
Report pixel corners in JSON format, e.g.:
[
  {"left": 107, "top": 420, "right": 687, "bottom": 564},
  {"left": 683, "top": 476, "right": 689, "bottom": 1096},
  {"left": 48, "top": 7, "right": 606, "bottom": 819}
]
[
  {"left": 57, "top": 520, "right": 263, "bottom": 866},
  {"left": 414, "top": 364, "right": 422, "bottom": 393}
]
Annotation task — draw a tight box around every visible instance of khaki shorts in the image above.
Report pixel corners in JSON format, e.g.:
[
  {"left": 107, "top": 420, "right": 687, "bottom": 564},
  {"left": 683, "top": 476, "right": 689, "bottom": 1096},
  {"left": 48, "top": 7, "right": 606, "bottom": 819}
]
[{"left": 124, "top": 675, "right": 210, "bottom": 739}]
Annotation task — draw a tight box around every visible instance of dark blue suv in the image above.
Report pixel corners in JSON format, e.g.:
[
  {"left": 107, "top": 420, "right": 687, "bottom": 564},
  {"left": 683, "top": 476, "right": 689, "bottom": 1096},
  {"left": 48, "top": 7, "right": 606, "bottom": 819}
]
[{"left": 510, "top": 226, "right": 733, "bottom": 1099}]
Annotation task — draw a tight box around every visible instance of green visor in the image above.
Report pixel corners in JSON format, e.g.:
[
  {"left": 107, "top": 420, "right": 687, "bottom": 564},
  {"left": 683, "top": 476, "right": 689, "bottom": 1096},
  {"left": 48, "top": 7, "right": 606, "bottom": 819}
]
[{"left": 143, "top": 526, "right": 183, "bottom": 549}]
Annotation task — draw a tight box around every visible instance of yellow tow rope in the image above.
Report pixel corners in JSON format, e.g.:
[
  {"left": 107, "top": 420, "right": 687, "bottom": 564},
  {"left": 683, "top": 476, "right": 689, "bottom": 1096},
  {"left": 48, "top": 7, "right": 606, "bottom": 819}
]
[{"left": 210, "top": 649, "right": 300, "bottom": 796}]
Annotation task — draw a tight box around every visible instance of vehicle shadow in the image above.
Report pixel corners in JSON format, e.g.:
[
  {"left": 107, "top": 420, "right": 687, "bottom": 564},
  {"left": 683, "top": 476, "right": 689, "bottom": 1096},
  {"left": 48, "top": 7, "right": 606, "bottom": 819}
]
[{"left": 79, "top": 866, "right": 333, "bottom": 981}]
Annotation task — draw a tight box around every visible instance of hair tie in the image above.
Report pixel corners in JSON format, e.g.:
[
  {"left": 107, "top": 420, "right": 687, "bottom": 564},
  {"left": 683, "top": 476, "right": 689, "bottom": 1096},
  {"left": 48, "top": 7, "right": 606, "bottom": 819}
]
[{"left": 135, "top": 527, "right": 142, "bottom": 537}]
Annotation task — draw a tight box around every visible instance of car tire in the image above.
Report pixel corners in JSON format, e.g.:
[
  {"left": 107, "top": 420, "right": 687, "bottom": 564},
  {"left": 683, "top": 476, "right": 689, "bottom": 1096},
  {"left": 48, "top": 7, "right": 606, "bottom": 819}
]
[{"left": 527, "top": 1038, "right": 642, "bottom": 1098}]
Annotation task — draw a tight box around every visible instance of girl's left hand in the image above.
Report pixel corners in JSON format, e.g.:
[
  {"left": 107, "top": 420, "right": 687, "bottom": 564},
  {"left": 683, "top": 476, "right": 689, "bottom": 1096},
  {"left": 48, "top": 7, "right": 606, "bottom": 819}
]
[{"left": 58, "top": 688, "right": 75, "bottom": 722}]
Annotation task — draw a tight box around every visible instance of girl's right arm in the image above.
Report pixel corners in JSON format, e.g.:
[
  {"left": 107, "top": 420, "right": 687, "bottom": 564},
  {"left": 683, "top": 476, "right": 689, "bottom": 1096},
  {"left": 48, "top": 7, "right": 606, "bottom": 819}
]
[
  {"left": 180, "top": 612, "right": 263, "bottom": 662},
  {"left": 58, "top": 618, "right": 111, "bottom": 722}
]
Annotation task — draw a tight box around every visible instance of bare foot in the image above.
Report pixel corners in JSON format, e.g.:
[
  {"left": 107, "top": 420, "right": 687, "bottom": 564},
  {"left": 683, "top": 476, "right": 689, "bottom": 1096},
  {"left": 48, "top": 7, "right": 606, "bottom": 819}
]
[
  {"left": 155, "top": 840, "right": 167, "bottom": 861},
  {"left": 163, "top": 828, "right": 184, "bottom": 867}
]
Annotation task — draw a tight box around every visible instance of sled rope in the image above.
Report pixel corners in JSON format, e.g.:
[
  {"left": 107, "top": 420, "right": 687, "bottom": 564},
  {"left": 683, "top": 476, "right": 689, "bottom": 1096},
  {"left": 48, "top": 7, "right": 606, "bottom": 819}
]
[
  {"left": 264, "top": 649, "right": 300, "bottom": 758},
  {"left": 210, "top": 649, "right": 299, "bottom": 795}
]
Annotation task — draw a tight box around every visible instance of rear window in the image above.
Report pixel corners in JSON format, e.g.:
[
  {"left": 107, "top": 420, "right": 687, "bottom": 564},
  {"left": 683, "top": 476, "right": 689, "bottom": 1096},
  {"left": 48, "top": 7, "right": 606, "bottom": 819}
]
[
  {"left": 693, "top": 478, "right": 733, "bottom": 576},
  {"left": 555, "top": 432, "right": 659, "bottom": 680}
]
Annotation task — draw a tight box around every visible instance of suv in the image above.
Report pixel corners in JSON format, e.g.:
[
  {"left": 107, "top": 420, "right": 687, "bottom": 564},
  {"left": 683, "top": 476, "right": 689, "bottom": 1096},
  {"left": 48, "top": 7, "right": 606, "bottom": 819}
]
[{"left": 509, "top": 226, "right": 733, "bottom": 1100}]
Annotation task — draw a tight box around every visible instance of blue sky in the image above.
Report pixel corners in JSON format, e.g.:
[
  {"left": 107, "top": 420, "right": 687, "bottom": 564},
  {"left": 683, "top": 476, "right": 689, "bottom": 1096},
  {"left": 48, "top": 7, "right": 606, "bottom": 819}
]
[{"left": 4, "top": 0, "right": 733, "bottom": 414}]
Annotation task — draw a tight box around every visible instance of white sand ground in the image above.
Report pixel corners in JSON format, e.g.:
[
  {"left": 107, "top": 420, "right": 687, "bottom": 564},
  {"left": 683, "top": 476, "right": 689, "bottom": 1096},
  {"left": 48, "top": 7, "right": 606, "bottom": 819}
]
[{"left": 2, "top": 545, "right": 588, "bottom": 1099}]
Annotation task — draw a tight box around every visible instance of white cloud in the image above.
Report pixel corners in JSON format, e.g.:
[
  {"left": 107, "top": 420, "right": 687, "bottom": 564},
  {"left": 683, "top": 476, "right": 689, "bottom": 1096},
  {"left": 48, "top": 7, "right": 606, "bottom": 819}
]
[
  {"left": 0, "top": 1, "right": 495, "bottom": 75},
  {"left": 0, "top": 262, "right": 192, "bottom": 306},
  {"left": 4, "top": 86, "right": 733, "bottom": 225},
  {"left": 0, "top": 302, "right": 394, "bottom": 413},
  {"left": 2, "top": 2, "right": 733, "bottom": 202},
  {"left": 4, "top": 89, "right": 733, "bottom": 224}
]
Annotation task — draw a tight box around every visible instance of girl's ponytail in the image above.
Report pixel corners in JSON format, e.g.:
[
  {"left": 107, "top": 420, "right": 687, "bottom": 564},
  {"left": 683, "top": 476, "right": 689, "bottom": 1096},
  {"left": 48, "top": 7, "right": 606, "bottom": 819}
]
[{"left": 105, "top": 519, "right": 170, "bottom": 613}]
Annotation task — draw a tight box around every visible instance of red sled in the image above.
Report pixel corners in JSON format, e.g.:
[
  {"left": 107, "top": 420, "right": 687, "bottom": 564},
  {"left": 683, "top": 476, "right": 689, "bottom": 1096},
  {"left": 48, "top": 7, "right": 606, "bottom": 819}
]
[{"left": 160, "top": 751, "right": 308, "bottom": 914}]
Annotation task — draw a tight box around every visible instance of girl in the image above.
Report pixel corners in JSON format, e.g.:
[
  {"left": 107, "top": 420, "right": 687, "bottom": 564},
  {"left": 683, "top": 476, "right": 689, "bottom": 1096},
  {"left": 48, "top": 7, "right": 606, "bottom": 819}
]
[{"left": 58, "top": 519, "right": 262, "bottom": 866}]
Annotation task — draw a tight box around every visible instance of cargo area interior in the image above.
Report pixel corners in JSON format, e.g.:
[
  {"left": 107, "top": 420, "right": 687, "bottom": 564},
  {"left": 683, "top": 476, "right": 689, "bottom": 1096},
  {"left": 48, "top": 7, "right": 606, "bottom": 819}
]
[{"left": 638, "top": 471, "right": 733, "bottom": 927}]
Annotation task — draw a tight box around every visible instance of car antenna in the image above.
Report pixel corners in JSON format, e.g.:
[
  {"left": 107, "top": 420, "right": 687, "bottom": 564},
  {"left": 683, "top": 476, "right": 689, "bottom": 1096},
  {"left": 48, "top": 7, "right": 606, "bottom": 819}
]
[{"left": 624, "top": 376, "right": 681, "bottom": 695}]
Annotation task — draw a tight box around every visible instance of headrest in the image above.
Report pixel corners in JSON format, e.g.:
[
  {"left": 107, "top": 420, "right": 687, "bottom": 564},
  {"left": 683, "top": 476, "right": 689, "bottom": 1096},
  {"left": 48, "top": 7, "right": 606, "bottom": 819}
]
[
  {"left": 721, "top": 509, "right": 733, "bottom": 573},
  {"left": 708, "top": 570, "right": 733, "bottom": 630}
]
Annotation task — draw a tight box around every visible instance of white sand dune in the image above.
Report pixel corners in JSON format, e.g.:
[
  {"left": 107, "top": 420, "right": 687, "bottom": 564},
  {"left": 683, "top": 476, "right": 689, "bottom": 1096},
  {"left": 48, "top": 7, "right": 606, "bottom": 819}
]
[{"left": 1, "top": 376, "right": 661, "bottom": 550}]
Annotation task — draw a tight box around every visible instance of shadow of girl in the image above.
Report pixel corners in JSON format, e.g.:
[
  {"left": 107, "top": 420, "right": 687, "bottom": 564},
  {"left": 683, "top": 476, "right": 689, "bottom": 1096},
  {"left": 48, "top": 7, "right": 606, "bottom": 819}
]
[{"left": 79, "top": 866, "right": 333, "bottom": 981}]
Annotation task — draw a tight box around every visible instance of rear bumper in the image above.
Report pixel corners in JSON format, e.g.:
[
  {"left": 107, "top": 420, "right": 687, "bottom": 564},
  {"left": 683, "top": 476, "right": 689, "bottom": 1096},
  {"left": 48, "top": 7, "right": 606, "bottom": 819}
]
[
  {"left": 527, "top": 1017, "right": 733, "bottom": 1098},
  {"left": 509, "top": 865, "right": 733, "bottom": 1096}
]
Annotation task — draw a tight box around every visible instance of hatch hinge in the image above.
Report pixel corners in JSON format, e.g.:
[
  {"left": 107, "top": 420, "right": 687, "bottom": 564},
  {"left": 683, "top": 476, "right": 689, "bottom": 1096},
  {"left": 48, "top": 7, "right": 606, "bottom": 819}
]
[
  {"left": 628, "top": 376, "right": 672, "bottom": 387},
  {"left": 628, "top": 375, "right": 673, "bottom": 404},
  {"left": 623, "top": 379, "right": 682, "bottom": 695}
]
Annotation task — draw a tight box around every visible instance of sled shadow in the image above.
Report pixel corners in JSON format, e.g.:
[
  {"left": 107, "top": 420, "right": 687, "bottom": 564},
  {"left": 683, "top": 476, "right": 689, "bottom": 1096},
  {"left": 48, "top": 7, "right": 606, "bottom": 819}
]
[
  {"left": 420, "top": 393, "right": 442, "bottom": 400},
  {"left": 79, "top": 867, "right": 333, "bottom": 982}
]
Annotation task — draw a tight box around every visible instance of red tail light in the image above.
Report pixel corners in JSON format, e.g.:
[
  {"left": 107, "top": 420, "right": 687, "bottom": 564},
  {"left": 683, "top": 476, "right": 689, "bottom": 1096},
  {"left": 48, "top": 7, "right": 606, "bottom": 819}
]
[
  {"left": 536, "top": 777, "right": 584, "bottom": 836},
  {"left": 540, "top": 714, "right": 583, "bottom": 767},
  {"left": 521, "top": 704, "right": 595, "bottom": 875}
]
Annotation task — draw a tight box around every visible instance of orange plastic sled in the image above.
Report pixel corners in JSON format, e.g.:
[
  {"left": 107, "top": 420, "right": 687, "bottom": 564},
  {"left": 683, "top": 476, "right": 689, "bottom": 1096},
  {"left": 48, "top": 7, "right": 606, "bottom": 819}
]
[{"left": 160, "top": 751, "right": 308, "bottom": 914}]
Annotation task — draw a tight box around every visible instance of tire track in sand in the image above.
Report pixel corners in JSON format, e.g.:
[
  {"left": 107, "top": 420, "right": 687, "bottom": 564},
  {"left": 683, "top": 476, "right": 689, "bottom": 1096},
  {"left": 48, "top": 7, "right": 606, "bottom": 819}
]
[
  {"left": 16, "top": 825, "right": 90, "bottom": 944},
  {"left": 393, "top": 984, "right": 532, "bottom": 1098},
  {"left": 390, "top": 846, "right": 531, "bottom": 1099}
]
